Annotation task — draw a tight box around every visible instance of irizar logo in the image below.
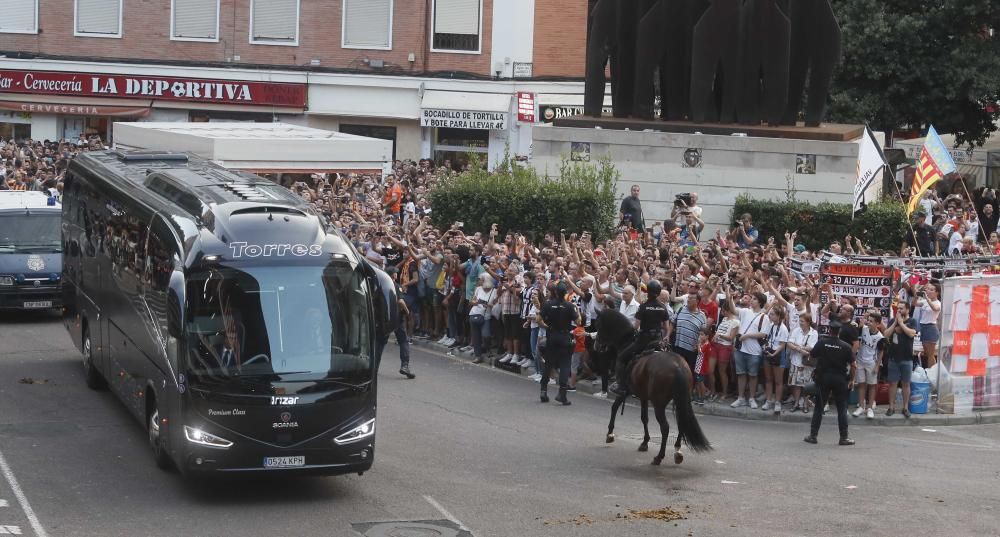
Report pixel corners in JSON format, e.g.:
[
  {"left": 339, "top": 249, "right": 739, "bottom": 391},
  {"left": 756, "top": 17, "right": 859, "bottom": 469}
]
[{"left": 229, "top": 242, "right": 323, "bottom": 258}]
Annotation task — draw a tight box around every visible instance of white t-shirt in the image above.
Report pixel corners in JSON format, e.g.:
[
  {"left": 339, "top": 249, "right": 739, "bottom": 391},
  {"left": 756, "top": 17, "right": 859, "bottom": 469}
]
[
  {"left": 787, "top": 327, "right": 818, "bottom": 368},
  {"left": 714, "top": 317, "right": 739, "bottom": 346},
  {"left": 736, "top": 308, "right": 768, "bottom": 355},
  {"left": 916, "top": 298, "right": 940, "bottom": 325},
  {"left": 762, "top": 319, "right": 789, "bottom": 353},
  {"left": 857, "top": 325, "right": 885, "bottom": 366},
  {"left": 469, "top": 287, "right": 496, "bottom": 316},
  {"left": 948, "top": 231, "right": 963, "bottom": 255},
  {"left": 528, "top": 303, "right": 540, "bottom": 329}
]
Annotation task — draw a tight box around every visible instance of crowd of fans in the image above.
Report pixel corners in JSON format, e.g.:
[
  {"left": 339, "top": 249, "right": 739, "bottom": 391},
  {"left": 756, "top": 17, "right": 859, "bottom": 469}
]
[
  {"left": 295, "top": 160, "right": 982, "bottom": 417},
  {"left": 5, "top": 135, "right": 993, "bottom": 416}
]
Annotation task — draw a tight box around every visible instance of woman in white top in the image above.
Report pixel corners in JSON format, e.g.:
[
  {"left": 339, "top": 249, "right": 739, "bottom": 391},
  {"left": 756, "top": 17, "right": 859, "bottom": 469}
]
[
  {"left": 712, "top": 299, "right": 740, "bottom": 401},
  {"left": 786, "top": 315, "right": 819, "bottom": 413},
  {"left": 468, "top": 274, "right": 497, "bottom": 364},
  {"left": 916, "top": 283, "right": 942, "bottom": 368},
  {"left": 761, "top": 306, "right": 790, "bottom": 414}
]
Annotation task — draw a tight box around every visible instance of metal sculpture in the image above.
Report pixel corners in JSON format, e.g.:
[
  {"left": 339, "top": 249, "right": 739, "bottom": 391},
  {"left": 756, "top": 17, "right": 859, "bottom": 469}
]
[{"left": 584, "top": 0, "right": 842, "bottom": 126}]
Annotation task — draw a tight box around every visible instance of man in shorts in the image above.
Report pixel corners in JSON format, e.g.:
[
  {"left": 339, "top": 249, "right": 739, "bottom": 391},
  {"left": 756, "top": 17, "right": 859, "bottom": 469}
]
[
  {"left": 853, "top": 311, "right": 885, "bottom": 420},
  {"left": 882, "top": 302, "right": 918, "bottom": 418}
]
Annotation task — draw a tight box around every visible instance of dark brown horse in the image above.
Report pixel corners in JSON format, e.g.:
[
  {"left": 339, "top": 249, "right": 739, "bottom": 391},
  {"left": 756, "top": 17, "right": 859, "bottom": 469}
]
[{"left": 592, "top": 308, "right": 712, "bottom": 465}]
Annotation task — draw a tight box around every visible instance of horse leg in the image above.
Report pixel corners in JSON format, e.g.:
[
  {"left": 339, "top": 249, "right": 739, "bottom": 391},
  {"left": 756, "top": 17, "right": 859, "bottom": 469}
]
[
  {"left": 638, "top": 399, "right": 650, "bottom": 452},
  {"left": 652, "top": 404, "right": 668, "bottom": 465},
  {"left": 607, "top": 394, "right": 625, "bottom": 443},
  {"left": 674, "top": 428, "right": 684, "bottom": 465}
]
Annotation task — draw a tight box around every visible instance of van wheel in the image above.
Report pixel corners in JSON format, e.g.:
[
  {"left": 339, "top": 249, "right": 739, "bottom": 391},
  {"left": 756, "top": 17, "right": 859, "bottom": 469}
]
[
  {"left": 82, "top": 332, "right": 106, "bottom": 390},
  {"left": 148, "top": 403, "right": 173, "bottom": 471}
]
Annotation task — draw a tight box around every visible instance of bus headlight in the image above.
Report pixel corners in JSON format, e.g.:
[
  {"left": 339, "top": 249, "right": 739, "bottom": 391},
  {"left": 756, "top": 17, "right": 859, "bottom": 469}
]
[
  {"left": 0, "top": 276, "right": 13, "bottom": 286},
  {"left": 184, "top": 425, "right": 233, "bottom": 449},
  {"left": 334, "top": 418, "right": 375, "bottom": 445}
]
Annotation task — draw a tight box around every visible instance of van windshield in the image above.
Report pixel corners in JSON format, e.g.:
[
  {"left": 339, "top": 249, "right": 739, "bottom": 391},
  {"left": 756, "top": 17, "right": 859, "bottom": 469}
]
[
  {"left": 0, "top": 214, "right": 61, "bottom": 252},
  {"left": 184, "top": 262, "right": 371, "bottom": 385}
]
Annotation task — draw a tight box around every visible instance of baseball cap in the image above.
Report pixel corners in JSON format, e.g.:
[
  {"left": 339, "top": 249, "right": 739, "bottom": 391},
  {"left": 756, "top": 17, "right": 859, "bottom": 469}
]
[
  {"left": 828, "top": 320, "right": 842, "bottom": 331},
  {"left": 794, "top": 244, "right": 806, "bottom": 253}
]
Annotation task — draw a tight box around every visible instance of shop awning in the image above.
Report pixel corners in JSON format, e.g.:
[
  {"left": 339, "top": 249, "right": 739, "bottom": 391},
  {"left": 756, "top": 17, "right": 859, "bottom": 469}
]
[
  {"left": 420, "top": 90, "right": 512, "bottom": 113},
  {"left": 0, "top": 93, "right": 152, "bottom": 117}
]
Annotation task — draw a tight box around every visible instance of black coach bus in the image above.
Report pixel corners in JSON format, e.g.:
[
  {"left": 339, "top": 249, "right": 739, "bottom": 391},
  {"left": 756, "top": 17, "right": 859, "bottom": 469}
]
[{"left": 61, "top": 150, "right": 397, "bottom": 476}]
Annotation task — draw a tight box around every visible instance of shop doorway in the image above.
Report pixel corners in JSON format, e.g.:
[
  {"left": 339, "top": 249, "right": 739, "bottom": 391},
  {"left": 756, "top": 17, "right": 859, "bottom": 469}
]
[{"left": 432, "top": 127, "right": 489, "bottom": 171}]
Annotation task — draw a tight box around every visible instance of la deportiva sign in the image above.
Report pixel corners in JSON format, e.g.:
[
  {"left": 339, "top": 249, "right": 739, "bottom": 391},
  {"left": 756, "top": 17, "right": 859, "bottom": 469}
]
[{"left": 0, "top": 69, "right": 306, "bottom": 107}]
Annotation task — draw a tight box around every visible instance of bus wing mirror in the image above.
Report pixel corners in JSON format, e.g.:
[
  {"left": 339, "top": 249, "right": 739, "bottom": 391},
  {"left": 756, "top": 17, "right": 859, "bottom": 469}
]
[{"left": 370, "top": 265, "right": 399, "bottom": 340}]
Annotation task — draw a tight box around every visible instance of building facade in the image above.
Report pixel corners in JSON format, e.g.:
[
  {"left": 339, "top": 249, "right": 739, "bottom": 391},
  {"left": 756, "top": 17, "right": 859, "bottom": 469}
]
[{"left": 0, "top": 0, "right": 600, "bottom": 168}]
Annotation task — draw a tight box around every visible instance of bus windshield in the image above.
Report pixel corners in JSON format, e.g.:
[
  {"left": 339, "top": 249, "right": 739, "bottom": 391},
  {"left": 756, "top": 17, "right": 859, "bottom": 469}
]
[
  {"left": 184, "top": 262, "right": 371, "bottom": 385},
  {"left": 0, "top": 214, "right": 61, "bottom": 252}
]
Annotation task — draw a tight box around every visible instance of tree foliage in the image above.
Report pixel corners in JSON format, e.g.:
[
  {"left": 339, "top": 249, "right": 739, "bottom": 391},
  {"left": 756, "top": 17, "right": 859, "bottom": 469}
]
[
  {"left": 732, "top": 195, "right": 909, "bottom": 253},
  {"left": 429, "top": 154, "right": 620, "bottom": 242},
  {"left": 828, "top": 0, "right": 1000, "bottom": 146}
]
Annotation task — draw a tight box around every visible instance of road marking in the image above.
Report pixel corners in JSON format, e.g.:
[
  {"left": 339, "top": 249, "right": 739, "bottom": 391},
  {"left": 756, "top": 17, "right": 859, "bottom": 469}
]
[
  {"left": 423, "top": 495, "right": 475, "bottom": 536},
  {"left": 0, "top": 500, "right": 7, "bottom": 507},
  {"left": 0, "top": 525, "right": 22, "bottom": 535},
  {"left": 0, "top": 449, "right": 48, "bottom": 537}
]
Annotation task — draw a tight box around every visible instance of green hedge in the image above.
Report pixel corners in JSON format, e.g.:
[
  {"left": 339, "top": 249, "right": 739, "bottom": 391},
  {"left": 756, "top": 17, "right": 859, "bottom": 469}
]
[
  {"left": 730, "top": 196, "right": 909, "bottom": 253},
  {"left": 429, "top": 153, "right": 620, "bottom": 242}
]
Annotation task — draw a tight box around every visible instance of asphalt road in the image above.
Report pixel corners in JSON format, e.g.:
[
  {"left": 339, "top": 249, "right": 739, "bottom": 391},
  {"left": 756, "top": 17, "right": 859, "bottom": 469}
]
[{"left": 1, "top": 313, "right": 999, "bottom": 537}]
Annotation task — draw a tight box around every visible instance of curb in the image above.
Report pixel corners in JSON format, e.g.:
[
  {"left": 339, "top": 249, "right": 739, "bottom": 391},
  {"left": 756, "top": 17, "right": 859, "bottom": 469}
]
[{"left": 396, "top": 337, "right": 1000, "bottom": 428}]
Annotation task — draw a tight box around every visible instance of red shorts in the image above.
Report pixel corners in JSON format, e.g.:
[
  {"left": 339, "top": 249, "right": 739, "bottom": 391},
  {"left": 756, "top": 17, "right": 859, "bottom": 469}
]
[{"left": 713, "top": 342, "right": 733, "bottom": 363}]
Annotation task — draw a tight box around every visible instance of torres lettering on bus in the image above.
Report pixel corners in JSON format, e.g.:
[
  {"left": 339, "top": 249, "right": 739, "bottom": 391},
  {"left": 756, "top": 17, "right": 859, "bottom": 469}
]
[{"left": 229, "top": 242, "right": 323, "bottom": 258}]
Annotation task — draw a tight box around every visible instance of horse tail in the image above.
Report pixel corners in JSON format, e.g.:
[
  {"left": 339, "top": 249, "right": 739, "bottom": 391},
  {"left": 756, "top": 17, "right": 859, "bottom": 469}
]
[{"left": 672, "top": 364, "right": 712, "bottom": 453}]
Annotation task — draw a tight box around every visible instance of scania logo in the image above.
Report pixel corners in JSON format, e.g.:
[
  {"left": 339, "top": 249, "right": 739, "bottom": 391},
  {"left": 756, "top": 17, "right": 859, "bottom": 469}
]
[
  {"left": 26, "top": 255, "right": 45, "bottom": 271},
  {"left": 33, "top": 280, "right": 40, "bottom": 287},
  {"left": 273, "top": 412, "right": 299, "bottom": 429}
]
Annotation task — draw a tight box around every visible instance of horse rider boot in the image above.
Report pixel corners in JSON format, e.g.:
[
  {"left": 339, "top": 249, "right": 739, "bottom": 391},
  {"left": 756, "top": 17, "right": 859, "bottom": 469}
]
[{"left": 610, "top": 280, "right": 670, "bottom": 396}]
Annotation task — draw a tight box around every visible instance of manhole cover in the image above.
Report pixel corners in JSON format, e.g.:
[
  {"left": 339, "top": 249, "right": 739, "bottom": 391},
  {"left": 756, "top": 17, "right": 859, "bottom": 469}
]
[{"left": 351, "top": 519, "right": 472, "bottom": 537}]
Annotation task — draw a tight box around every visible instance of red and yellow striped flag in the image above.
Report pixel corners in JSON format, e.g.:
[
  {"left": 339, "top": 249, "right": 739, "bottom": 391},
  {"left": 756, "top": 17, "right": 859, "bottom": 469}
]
[{"left": 906, "top": 126, "right": 957, "bottom": 215}]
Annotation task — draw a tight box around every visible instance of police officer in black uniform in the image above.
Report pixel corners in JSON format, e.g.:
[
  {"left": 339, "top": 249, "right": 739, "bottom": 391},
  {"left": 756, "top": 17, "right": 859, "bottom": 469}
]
[
  {"left": 539, "top": 282, "right": 580, "bottom": 405},
  {"left": 804, "top": 321, "right": 856, "bottom": 445},
  {"left": 610, "top": 279, "right": 671, "bottom": 396}
]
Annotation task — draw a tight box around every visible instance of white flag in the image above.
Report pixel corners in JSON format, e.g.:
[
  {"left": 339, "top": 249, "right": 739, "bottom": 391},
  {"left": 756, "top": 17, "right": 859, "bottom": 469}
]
[{"left": 853, "top": 126, "right": 889, "bottom": 219}]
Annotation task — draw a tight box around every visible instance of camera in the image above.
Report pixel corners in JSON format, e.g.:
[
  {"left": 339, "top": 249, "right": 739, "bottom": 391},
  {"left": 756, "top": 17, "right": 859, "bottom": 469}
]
[{"left": 674, "top": 193, "right": 693, "bottom": 207}]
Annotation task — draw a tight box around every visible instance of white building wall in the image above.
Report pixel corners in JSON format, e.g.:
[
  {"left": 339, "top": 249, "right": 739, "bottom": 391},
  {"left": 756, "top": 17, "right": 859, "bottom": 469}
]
[{"left": 491, "top": 0, "right": 535, "bottom": 79}]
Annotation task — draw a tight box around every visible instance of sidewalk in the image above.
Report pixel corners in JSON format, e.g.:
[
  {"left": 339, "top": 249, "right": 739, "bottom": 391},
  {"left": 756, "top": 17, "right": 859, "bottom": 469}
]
[{"left": 397, "top": 337, "right": 1000, "bottom": 428}]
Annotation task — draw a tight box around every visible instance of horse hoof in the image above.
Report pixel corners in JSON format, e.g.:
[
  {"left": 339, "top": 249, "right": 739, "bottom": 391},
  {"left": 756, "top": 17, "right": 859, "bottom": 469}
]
[
  {"left": 651, "top": 457, "right": 663, "bottom": 466},
  {"left": 674, "top": 452, "right": 684, "bottom": 465},
  {"left": 605, "top": 434, "right": 615, "bottom": 444},
  {"left": 638, "top": 444, "right": 648, "bottom": 452}
]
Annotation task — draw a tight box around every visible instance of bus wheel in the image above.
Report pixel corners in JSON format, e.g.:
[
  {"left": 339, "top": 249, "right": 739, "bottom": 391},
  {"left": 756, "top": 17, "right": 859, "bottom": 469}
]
[
  {"left": 148, "top": 401, "right": 173, "bottom": 471},
  {"left": 82, "top": 331, "right": 106, "bottom": 390}
]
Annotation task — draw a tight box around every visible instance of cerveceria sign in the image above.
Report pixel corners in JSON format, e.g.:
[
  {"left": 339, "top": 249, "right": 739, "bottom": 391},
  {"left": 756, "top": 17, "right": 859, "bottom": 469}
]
[
  {"left": 0, "top": 69, "right": 306, "bottom": 107},
  {"left": 420, "top": 109, "right": 508, "bottom": 130}
]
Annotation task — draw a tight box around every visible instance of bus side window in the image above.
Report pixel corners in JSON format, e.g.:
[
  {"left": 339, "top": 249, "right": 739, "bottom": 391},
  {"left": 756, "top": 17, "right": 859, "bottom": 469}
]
[{"left": 145, "top": 217, "right": 180, "bottom": 340}]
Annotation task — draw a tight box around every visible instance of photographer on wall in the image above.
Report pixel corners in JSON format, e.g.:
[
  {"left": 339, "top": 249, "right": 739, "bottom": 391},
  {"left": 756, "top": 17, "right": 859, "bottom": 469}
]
[{"left": 671, "top": 192, "right": 702, "bottom": 226}]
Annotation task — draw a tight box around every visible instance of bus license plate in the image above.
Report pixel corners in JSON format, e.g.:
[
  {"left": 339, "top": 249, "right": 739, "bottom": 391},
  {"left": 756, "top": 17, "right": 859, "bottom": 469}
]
[
  {"left": 23, "top": 301, "right": 52, "bottom": 309},
  {"left": 264, "top": 456, "right": 305, "bottom": 468}
]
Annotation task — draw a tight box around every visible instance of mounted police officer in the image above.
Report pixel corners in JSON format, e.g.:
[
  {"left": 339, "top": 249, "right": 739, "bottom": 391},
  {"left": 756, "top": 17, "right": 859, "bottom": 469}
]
[
  {"left": 539, "top": 282, "right": 580, "bottom": 405},
  {"left": 610, "top": 279, "right": 672, "bottom": 396}
]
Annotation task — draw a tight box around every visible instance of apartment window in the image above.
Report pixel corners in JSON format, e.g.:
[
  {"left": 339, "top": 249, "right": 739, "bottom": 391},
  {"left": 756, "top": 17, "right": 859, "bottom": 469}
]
[
  {"left": 431, "top": 0, "right": 481, "bottom": 53},
  {"left": 250, "top": 0, "right": 299, "bottom": 45},
  {"left": 75, "top": 0, "right": 123, "bottom": 38},
  {"left": 0, "top": 0, "right": 38, "bottom": 34},
  {"left": 172, "top": 0, "right": 219, "bottom": 41},
  {"left": 342, "top": 0, "right": 393, "bottom": 50}
]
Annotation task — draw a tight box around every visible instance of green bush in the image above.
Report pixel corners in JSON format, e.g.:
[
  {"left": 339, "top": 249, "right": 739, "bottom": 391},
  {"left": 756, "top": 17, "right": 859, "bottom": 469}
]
[
  {"left": 730, "top": 195, "right": 909, "bottom": 253},
  {"left": 429, "top": 153, "right": 620, "bottom": 242}
]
